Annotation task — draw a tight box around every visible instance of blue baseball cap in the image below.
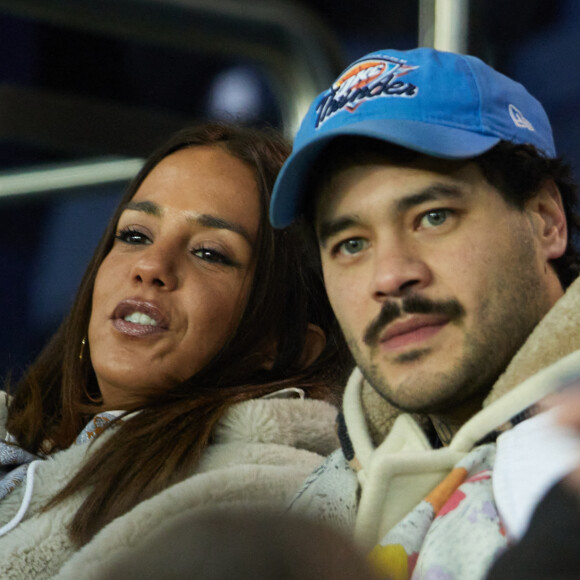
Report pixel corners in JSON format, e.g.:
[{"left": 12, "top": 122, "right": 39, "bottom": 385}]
[{"left": 270, "top": 47, "right": 556, "bottom": 228}]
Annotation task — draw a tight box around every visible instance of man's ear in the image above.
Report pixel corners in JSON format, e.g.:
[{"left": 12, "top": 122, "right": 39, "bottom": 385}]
[
  {"left": 298, "top": 323, "right": 327, "bottom": 369},
  {"left": 526, "top": 179, "right": 567, "bottom": 261}
]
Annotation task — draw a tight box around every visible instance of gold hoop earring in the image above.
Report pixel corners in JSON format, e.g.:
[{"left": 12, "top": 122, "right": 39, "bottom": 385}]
[{"left": 79, "top": 337, "right": 87, "bottom": 361}]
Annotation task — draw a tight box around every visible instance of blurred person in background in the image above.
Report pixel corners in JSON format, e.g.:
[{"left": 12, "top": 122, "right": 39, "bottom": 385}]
[{"left": 72, "top": 510, "right": 380, "bottom": 580}]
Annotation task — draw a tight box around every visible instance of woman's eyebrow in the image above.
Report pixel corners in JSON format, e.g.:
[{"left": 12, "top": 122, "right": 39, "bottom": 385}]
[
  {"left": 193, "top": 214, "right": 254, "bottom": 248},
  {"left": 124, "top": 200, "right": 161, "bottom": 216},
  {"left": 123, "top": 200, "right": 254, "bottom": 248}
]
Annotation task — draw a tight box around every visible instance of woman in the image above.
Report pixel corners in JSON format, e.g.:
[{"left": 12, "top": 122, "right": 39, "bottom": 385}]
[{"left": 0, "top": 123, "right": 351, "bottom": 578}]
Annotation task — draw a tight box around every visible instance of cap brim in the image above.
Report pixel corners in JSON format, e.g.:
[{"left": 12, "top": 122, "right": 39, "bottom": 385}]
[{"left": 269, "top": 118, "right": 501, "bottom": 228}]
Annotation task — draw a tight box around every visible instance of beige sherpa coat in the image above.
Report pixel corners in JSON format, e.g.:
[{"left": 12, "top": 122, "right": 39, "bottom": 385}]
[
  {"left": 0, "top": 395, "right": 339, "bottom": 579},
  {"left": 291, "top": 276, "right": 580, "bottom": 550}
]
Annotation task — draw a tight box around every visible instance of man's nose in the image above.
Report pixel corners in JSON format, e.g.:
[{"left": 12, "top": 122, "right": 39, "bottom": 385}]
[{"left": 369, "top": 242, "right": 431, "bottom": 301}]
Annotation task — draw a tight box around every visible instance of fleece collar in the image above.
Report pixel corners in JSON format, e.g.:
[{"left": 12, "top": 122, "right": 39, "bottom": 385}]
[{"left": 349, "top": 275, "right": 580, "bottom": 448}]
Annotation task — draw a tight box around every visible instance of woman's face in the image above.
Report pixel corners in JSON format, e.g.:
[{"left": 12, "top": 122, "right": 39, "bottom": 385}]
[{"left": 88, "top": 145, "right": 261, "bottom": 408}]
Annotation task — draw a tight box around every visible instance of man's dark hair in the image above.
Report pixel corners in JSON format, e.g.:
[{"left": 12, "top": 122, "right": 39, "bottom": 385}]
[
  {"left": 477, "top": 142, "right": 580, "bottom": 288},
  {"left": 304, "top": 137, "right": 580, "bottom": 288}
]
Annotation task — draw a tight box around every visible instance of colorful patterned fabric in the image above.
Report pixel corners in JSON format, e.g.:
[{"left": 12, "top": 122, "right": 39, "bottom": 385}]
[
  {"left": 0, "top": 412, "right": 120, "bottom": 502},
  {"left": 0, "top": 442, "right": 37, "bottom": 501},
  {"left": 369, "top": 445, "right": 508, "bottom": 580},
  {"left": 74, "top": 413, "right": 119, "bottom": 445}
]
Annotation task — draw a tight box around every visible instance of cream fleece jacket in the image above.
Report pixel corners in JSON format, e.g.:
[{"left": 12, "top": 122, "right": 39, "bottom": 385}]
[{"left": 0, "top": 396, "right": 339, "bottom": 579}]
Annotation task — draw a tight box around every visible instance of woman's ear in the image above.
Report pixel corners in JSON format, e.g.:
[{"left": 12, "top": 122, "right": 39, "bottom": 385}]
[
  {"left": 297, "top": 323, "right": 327, "bottom": 369},
  {"left": 260, "top": 323, "right": 327, "bottom": 371},
  {"left": 525, "top": 179, "right": 567, "bottom": 261}
]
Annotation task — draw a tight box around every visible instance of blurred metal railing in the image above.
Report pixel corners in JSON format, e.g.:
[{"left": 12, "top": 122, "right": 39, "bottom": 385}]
[
  {"left": 419, "top": 0, "right": 469, "bottom": 54},
  {"left": 0, "top": 157, "right": 143, "bottom": 200},
  {"left": 0, "top": 0, "right": 346, "bottom": 197},
  {"left": 0, "top": 0, "right": 472, "bottom": 198}
]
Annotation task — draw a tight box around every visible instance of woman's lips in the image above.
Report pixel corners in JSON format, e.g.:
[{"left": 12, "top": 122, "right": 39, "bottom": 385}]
[
  {"left": 111, "top": 298, "right": 169, "bottom": 337},
  {"left": 379, "top": 315, "right": 448, "bottom": 351}
]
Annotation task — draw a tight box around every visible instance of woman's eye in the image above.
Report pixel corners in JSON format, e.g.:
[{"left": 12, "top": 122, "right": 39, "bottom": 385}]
[
  {"left": 419, "top": 209, "right": 451, "bottom": 229},
  {"left": 115, "top": 228, "right": 151, "bottom": 245},
  {"left": 336, "top": 238, "right": 368, "bottom": 256},
  {"left": 192, "top": 247, "right": 234, "bottom": 266}
]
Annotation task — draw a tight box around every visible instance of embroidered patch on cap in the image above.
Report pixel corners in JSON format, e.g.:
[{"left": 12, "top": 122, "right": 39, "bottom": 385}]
[{"left": 315, "top": 57, "right": 419, "bottom": 128}]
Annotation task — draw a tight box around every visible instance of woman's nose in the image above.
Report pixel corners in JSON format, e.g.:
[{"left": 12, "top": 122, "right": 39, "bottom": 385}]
[{"left": 130, "top": 246, "right": 179, "bottom": 291}]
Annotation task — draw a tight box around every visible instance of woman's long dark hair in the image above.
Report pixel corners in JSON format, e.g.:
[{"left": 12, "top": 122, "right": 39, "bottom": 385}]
[{"left": 6, "top": 122, "right": 352, "bottom": 546}]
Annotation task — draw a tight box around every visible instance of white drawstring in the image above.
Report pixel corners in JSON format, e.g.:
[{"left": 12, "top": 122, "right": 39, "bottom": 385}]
[
  {"left": 262, "top": 387, "right": 305, "bottom": 400},
  {"left": 0, "top": 460, "right": 40, "bottom": 537}
]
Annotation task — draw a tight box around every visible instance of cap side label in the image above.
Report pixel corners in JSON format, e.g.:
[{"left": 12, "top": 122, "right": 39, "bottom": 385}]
[{"left": 508, "top": 104, "right": 535, "bottom": 132}]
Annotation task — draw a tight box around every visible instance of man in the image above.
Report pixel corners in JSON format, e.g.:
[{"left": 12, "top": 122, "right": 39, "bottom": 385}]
[{"left": 269, "top": 47, "right": 580, "bottom": 579}]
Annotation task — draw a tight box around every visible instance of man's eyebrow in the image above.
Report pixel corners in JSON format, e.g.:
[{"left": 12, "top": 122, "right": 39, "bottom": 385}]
[
  {"left": 318, "top": 216, "right": 360, "bottom": 248},
  {"left": 317, "top": 183, "right": 465, "bottom": 248},
  {"left": 394, "top": 183, "right": 465, "bottom": 214},
  {"left": 123, "top": 201, "right": 254, "bottom": 247}
]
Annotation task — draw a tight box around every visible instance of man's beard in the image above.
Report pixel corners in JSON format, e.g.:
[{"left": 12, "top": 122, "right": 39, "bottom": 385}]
[{"left": 347, "top": 271, "right": 551, "bottom": 416}]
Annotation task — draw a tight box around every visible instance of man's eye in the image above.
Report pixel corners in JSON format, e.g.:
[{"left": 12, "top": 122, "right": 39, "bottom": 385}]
[
  {"left": 419, "top": 209, "right": 451, "bottom": 229},
  {"left": 115, "top": 228, "right": 151, "bottom": 244},
  {"left": 336, "top": 238, "right": 368, "bottom": 256}
]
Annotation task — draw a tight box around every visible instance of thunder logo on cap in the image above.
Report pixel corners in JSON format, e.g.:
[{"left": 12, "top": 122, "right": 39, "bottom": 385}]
[{"left": 314, "top": 56, "right": 420, "bottom": 128}]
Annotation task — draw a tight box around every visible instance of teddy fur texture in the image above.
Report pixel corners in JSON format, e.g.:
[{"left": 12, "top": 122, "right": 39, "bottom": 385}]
[{"left": 0, "top": 396, "right": 339, "bottom": 579}]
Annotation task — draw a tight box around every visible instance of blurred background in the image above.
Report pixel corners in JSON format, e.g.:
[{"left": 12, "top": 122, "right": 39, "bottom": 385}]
[{"left": 0, "top": 0, "right": 578, "bottom": 382}]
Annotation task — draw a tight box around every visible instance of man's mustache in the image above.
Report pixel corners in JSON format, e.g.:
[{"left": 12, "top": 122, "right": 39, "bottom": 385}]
[{"left": 363, "top": 295, "right": 465, "bottom": 346}]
